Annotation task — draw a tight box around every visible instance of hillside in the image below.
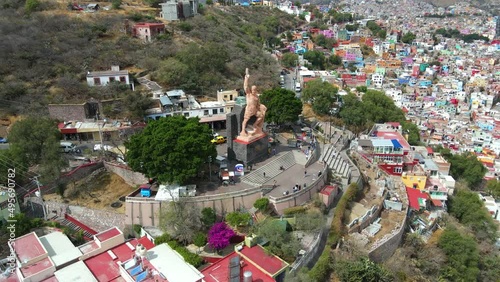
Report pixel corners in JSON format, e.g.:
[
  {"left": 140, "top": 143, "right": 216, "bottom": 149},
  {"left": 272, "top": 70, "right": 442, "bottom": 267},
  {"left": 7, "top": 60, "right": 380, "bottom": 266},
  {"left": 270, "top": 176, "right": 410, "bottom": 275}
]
[
  {"left": 0, "top": 0, "right": 301, "bottom": 117},
  {"left": 423, "top": 0, "right": 500, "bottom": 13}
]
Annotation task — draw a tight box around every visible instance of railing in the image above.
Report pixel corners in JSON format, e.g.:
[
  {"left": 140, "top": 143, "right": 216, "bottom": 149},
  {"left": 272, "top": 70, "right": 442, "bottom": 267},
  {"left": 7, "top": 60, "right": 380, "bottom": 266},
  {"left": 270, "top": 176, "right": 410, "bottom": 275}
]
[{"left": 65, "top": 213, "right": 98, "bottom": 235}]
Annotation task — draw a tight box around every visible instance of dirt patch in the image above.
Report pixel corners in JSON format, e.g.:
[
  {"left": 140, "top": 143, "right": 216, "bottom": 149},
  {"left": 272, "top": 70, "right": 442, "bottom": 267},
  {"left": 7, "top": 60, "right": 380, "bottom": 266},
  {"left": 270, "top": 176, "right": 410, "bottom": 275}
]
[{"left": 44, "top": 171, "right": 135, "bottom": 213}]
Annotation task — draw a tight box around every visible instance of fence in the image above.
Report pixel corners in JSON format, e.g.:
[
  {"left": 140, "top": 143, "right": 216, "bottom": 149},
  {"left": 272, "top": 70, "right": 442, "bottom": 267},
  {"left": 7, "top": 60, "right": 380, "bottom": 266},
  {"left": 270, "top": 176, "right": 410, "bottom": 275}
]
[{"left": 289, "top": 227, "right": 326, "bottom": 274}]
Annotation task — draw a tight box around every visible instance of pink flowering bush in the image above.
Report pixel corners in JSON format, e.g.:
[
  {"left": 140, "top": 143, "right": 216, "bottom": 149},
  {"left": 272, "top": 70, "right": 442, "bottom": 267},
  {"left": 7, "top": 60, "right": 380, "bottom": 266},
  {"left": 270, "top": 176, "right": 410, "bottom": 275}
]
[{"left": 208, "top": 222, "right": 235, "bottom": 251}]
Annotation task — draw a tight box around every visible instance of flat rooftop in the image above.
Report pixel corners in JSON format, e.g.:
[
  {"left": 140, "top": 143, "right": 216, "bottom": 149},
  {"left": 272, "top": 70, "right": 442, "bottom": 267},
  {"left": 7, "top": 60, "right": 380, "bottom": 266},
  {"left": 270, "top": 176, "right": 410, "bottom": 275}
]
[
  {"left": 39, "top": 232, "right": 82, "bottom": 267},
  {"left": 54, "top": 260, "right": 97, "bottom": 282},
  {"left": 374, "top": 131, "right": 411, "bottom": 151},
  {"left": 96, "top": 227, "right": 122, "bottom": 242},
  {"left": 239, "top": 244, "right": 288, "bottom": 276},
  {"left": 148, "top": 243, "right": 204, "bottom": 282},
  {"left": 20, "top": 257, "right": 54, "bottom": 278},
  {"left": 202, "top": 252, "right": 274, "bottom": 282},
  {"left": 11, "top": 232, "right": 47, "bottom": 263}
]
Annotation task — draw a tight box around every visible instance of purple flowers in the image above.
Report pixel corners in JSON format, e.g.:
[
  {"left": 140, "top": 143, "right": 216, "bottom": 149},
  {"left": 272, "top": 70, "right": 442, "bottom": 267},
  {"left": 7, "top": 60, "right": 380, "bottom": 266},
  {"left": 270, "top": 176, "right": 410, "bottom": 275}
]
[{"left": 208, "top": 222, "right": 235, "bottom": 251}]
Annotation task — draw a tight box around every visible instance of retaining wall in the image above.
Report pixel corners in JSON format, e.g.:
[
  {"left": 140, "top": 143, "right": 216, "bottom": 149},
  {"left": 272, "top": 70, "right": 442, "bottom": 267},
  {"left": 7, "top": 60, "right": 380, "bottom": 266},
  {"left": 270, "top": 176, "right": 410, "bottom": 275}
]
[
  {"left": 368, "top": 208, "right": 408, "bottom": 263},
  {"left": 104, "top": 161, "right": 148, "bottom": 186}
]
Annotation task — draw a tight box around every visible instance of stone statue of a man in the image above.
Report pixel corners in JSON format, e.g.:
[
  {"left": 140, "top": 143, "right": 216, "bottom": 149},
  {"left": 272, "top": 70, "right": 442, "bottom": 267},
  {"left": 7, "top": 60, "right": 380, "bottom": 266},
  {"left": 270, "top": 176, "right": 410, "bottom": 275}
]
[{"left": 240, "top": 68, "right": 267, "bottom": 137}]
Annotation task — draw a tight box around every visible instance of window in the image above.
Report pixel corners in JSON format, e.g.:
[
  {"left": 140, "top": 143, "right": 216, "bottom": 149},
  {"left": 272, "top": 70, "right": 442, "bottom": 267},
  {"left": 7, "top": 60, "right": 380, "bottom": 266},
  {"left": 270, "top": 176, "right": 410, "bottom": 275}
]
[
  {"left": 94, "top": 77, "right": 101, "bottom": 85},
  {"left": 184, "top": 112, "right": 189, "bottom": 117},
  {"left": 212, "top": 109, "right": 217, "bottom": 115},
  {"left": 219, "top": 108, "right": 224, "bottom": 113},
  {"left": 109, "top": 77, "right": 116, "bottom": 82},
  {"left": 394, "top": 167, "right": 403, "bottom": 174},
  {"left": 204, "top": 110, "right": 209, "bottom": 116},
  {"left": 119, "top": 76, "right": 126, "bottom": 82}
]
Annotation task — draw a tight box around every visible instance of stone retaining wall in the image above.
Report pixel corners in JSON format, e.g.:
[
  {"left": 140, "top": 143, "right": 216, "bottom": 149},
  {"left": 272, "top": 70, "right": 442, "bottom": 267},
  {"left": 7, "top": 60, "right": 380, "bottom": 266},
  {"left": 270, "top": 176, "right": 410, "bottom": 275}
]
[{"left": 104, "top": 161, "right": 148, "bottom": 186}]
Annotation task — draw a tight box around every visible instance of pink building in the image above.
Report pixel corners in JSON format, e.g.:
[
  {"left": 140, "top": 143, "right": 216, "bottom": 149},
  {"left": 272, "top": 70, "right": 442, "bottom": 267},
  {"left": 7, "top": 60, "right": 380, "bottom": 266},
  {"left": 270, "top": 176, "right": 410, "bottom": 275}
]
[
  {"left": 319, "top": 184, "right": 339, "bottom": 208},
  {"left": 132, "top": 23, "right": 165, "bottom": 42},
  {"left": 5, "top": 227, "right": 204, "bottom": 282}
]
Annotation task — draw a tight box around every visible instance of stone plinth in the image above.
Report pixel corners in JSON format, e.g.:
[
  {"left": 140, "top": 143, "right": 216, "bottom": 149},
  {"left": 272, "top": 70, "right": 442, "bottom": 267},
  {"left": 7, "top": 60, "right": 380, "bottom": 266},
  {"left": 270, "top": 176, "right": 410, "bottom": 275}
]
[{"left": 231, "top": 133, "right": 269, "bottom": 165}]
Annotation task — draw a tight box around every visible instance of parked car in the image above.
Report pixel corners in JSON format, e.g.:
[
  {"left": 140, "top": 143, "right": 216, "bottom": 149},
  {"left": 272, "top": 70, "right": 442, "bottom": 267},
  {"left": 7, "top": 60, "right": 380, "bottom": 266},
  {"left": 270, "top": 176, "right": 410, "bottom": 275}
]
[
  {"left": 60, "top": 142, "right": 76, "bottom": 153},
  {"left": 0, "top": 137, "right": 7, "bottom": 143},
  {"left": 93, "top": 144, "right": 113, "bottom": 151},
  {"left": 211, "top": 136, "right": 227, "bottom": 144}
]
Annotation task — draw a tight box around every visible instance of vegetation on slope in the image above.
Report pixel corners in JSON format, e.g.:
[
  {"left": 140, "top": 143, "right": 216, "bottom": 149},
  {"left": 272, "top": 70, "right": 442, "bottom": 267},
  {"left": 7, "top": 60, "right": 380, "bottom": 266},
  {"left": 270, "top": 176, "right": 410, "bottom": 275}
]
[{"left": 0, "top": 1, "right": 300, "bottom": 116}]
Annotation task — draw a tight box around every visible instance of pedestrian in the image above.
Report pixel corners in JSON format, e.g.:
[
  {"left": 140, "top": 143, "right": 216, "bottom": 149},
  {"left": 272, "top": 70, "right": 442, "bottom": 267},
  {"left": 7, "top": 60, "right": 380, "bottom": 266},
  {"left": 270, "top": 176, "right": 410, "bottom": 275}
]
[
  {"left": 304, "top": 170, "right": 307, "bottom": 177},
  {"left": 263, "top": 172, "right": 266, "bottom": 178},
  {"left": 273, "top": 180, "right": 277, "bottom": 188},
  {"left": 272, "top": 148, "right": 276, "bottom": 156}
]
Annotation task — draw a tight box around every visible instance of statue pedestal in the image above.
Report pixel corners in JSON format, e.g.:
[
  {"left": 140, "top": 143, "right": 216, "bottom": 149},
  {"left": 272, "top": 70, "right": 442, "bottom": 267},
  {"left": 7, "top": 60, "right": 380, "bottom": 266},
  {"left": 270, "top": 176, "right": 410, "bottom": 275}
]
[{"left": 231, "top": 133, "right": 269, "bottom": 165}]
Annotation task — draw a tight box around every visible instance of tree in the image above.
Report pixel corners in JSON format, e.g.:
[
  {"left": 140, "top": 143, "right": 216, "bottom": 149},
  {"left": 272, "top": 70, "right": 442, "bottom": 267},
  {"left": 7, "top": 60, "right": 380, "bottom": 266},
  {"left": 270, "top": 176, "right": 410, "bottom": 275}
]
[
  {"left": 377, "top": 29, "right": 387, "bottom": 39},
  {"left": 401, "top": 32, "right": 416, "bottom": 44},
  {"left": 205, "top": 0, "right": 213, "bottom": 5},
  {"left": 401, "top": 121, "right": 421, "bottom": 145},
  {"left": 126, "top": 116, "right": 216, "bottom": 184},
  {"left": 486, "top": 179, "right": 500, "bottom": 199},
  {"left": 448, "top": 189, "right": 497, "bottom": 241},
  {"left": 225, "top": 211, "right": 251, "bottom": 227},
  {"left": 336, "top": 257, "right": 393, "bottom": 281},
  {"left": 112, "top": 0, "right": 122, "bottom": 9},
  {"left": 159, "top": 200, "right": 202, "bottom": 245},
  {"left": 201, "top": 207, "right": 216, "bottom": 228},
  {"left": 256, "top": 220, "right": 300, "bottom": 261},
  {"left": 438, "top": 227, "right": 480, "bottom": 281},
  {"left": 302, "top": 79, "right": 339, "bottom": 116},
  {"left": 208, "top": 222, "right": 235, "bottom": 251},
  {"left": 303, "top": 50, "right": 325, "bottom": 70},
  {"left": 253, "top": 198, "right": 269, "bottom": 211},
  {"left": 193, "top": 232, "right": 207, "bottom": 253},
  {"left": 25, "top": 0, "right": 40, "bottom": 13},
  {"left": 329, "top": 55, "right": 343, "bottom": 66},
  {"left": 259, "top": 88, "right": 302, "bottom": 125},
  {"left": 123, "top": 91, "right": 154, "bottom": 121},
  {"left": 295, "top": 211, "right": 325, "bottom": 232},
  {"left": 8, "top": 117, "right": 66, "bottom": 183},
  {"left": 433, "top": 148, "right": 487, "bottom": 188},
  {"left": 282, "top": 53, "right": 299, "bottom": 68}
]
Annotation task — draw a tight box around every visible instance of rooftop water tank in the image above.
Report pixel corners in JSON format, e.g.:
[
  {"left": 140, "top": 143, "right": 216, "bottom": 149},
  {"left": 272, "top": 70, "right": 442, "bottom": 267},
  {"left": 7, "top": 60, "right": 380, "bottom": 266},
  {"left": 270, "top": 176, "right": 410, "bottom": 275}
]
[{"left": 243, "top": 271, "right": 253, "bottom": 282}]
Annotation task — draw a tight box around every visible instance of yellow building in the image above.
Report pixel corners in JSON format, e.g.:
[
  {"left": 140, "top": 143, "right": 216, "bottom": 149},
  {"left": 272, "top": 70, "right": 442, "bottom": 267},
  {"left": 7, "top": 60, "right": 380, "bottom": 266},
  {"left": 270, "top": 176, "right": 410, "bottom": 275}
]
[{"left": 401, "top": 173, "right": 427, "bottom": 190}]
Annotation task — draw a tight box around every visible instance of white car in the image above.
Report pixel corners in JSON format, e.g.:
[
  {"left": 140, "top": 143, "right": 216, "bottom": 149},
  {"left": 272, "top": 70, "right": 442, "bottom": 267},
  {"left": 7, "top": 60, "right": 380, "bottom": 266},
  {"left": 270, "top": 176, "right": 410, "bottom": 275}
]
[{"left": 93, "top": 144, "right": 113, "bottom": 151}]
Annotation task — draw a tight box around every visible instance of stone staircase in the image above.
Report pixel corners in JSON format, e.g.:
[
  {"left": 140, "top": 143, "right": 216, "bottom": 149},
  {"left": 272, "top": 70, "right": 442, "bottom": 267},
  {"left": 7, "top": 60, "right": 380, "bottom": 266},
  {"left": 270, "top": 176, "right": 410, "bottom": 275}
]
[
  {"left": 58, "top": 218, "right": 95, "bottom": 239},
  {"left": 241, "top": 151, "right": 297, "bottom": 187},
  {"left": 322, "top": 145, "right": 351, "bottom": 178}
]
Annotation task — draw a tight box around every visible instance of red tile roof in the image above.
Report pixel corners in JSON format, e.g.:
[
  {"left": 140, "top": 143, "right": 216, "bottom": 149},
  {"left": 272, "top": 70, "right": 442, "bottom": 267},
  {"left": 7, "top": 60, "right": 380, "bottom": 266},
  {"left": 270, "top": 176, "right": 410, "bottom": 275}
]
[{"left": 319, "top": 185, "right": 337, "bottom": 196}]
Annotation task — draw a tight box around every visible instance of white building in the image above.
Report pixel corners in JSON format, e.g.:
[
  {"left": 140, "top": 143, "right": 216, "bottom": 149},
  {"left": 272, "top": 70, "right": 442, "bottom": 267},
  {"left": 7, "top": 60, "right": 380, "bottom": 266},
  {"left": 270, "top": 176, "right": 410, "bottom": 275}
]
[
  {"left": 86, "top": 66, "right": 134, "bottom": 90},
  {"left": 372, "top": 73, "right": 384, "bottom": 88}
]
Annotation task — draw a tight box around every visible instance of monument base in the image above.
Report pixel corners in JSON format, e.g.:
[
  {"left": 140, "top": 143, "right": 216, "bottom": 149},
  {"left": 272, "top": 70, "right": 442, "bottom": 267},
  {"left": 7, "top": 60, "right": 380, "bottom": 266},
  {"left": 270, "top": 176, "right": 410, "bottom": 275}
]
[{"left": 231, "top": 133, "right": 269, "bottom": 165}]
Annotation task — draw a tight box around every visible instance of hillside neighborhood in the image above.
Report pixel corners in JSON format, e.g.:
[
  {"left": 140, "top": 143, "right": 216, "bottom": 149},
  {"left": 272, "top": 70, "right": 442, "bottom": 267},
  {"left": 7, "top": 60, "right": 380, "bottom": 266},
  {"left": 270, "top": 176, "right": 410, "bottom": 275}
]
[{"left": 0, "top": 0, "right": 500, "bottom": 281}]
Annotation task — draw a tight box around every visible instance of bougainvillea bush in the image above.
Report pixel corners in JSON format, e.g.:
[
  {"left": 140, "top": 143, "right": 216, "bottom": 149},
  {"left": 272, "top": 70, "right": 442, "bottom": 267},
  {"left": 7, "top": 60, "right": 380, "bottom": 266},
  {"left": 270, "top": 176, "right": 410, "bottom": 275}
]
[{"left": 208, "top": 222, "right": 235, "bottom": 251}]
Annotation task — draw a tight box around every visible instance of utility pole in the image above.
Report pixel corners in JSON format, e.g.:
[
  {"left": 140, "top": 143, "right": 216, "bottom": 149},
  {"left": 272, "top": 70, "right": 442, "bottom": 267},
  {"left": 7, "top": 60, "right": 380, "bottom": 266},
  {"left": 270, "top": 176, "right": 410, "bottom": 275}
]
[
  {"left": 32, "top": 176, "right": 47, "bottom": 220},
  {"left": 208, "top": 156, "right": 212, "bottom": 181}
]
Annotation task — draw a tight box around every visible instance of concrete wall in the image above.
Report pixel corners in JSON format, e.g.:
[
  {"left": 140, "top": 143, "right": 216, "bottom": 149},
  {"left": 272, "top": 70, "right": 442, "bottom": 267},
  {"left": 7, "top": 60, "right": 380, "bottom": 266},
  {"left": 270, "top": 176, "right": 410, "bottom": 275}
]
[
  {"left": 368, "top": 208, "right": 408, "bottom": 263},
  {"left": 104, "top": 161, "right": 148, "bottom": 187},
  {"left": 125, "top": 171, "right": 327, "bottom": 227}
]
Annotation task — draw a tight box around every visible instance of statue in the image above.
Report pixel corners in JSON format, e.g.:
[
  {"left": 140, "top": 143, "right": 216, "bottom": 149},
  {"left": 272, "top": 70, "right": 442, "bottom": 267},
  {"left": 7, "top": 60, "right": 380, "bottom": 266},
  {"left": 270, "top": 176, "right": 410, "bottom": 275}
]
[{"left": 239, "top": 68, "right": 267, "bottom": 138}]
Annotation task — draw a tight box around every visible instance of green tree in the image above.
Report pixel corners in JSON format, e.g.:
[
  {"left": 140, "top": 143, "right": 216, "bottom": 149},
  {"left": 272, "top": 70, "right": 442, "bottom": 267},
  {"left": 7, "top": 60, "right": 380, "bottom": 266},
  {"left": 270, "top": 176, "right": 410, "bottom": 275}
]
[
  {"left": 336, "top": 257, "right": 393, "bottom": 282},
  {"left": 225, "top": 211, "right": 251, "bottom": 227},
  {"left": 448, "top": 189, "right": 497, "bottom": 241},
  {"left": 253, "top": 198, "right": 269, "bottom": 211},
  {"left": 486, "top": 179, "right": 500, "bottom": 199},
  {"left": 201, "top": 207, "right": 216, "bottom": 228},
  {"left": 303, "top": 50, "right": 326, "bottom": 70},
  {"left": 112, "top": 0, "right": 122, "bottom": 9},
  {"left": 401, "top": 32, "right": 416, "bottom": 44},
  {"left": 362, "top": 90, "right": 405, "bottom": 123},
  {"left": 339, "top": 93, "right": 367, "bottom": 128},
  {"left": 124, "top": 91, "right": 154, "bottom": 121},
  {"left": 377, "top": 29, "right": 387, "bottom": 39},
  {"left": 401, "top": 121, "right": 421, "bottom": 145},
  {"left": 295, "top": 211, "right": 325, "bottom": 232},
  {"left": 434, "top": 147, "right": 487, "bottom": 188},
  {"left": 260, "top": 88, "right": 302, "bottom": 125},
  {"left": 25, "top": 0, "right": 40, "bottom": 13},
  {"left": 438, "top": 227, "right": 480, "bottom": 281},
  {"left": 308, "top": 251, "right": 333, "bottom": 281},
  {"left": 126, "top": 116, "right": 216, "bottom": 184},
  {"left": 257, "top": 220, "right": 300, "bottom": 261},
  {"left": 329, "top": 55, "right": 342, "bottom": 66},
  {"left": 282, "top": 53, "right": 299, "bottom": 68},
  {"left": 205, "top": 0, "right": 213, "bottom": 5},
  {"left": 302, "top": 79, "right": 339, "bottom": 116},
  {"left": 193, "top": 232, "right": 207, "bottom": 253},
  {"left": 8, "top": 117, "right": 66, "bottom": 183}
]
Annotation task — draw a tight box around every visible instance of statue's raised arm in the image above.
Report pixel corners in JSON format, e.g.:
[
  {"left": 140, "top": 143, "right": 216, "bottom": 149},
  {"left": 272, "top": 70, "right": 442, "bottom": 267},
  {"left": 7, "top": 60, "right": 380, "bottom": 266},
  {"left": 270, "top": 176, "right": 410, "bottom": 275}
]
[{"left": 244, "top": 68, "right": 251, "bottom": 95}]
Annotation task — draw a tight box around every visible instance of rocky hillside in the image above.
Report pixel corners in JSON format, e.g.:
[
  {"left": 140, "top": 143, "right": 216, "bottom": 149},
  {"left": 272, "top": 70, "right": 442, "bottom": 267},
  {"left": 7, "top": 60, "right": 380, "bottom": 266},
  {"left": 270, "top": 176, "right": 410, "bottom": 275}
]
[{"left": 0, "top": 0, "right": 301, "bottom": 117}]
